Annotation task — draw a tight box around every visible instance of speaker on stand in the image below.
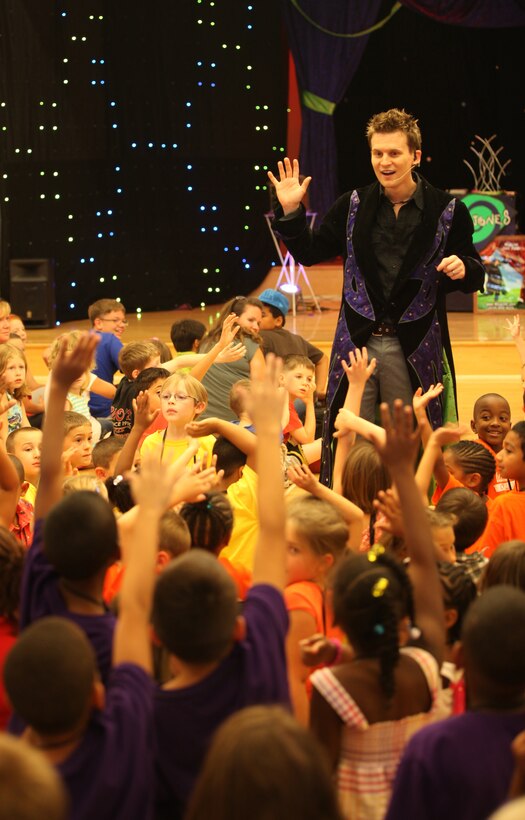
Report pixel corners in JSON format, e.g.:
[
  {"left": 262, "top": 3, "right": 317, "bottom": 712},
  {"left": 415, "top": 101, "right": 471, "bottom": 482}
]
[{"left": 8, "top": 259, "right": 56, "bottom": 328}]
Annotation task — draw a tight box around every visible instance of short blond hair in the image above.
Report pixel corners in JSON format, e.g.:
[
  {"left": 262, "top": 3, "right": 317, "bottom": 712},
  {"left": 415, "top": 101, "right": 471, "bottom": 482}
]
[
  {"left": 118, "top": 340, "right": 159, "bottom": 378},
  {"left": 62, "top": 474, "right": 108, "bottom": 499},
  {"left": 0, "top": 300, "right": 11, "bottom": 320},
  {"left": 366, "top": 108, "right": 422, "bottom": 153}
]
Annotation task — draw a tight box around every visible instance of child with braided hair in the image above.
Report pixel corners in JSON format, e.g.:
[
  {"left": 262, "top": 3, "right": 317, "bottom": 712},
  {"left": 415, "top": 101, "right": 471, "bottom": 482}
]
[{"left": 309, "top": 401, "right": 445, "bottom": 820}]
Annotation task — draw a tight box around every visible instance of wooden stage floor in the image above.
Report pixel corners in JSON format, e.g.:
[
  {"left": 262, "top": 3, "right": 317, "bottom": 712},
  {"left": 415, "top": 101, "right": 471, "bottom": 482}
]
[{"left": 23, "top": 265, "right": 524, "bottom": 428}]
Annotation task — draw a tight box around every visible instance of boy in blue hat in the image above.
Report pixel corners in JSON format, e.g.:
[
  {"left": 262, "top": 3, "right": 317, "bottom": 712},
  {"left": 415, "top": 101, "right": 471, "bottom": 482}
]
[{"left": 258, "top": 289, "right": 328, "bottom": 398}]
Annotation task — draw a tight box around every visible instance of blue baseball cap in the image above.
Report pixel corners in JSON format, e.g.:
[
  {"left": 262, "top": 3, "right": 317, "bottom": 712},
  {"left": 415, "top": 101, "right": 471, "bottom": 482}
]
[{"left": 258, "top": 289, "right": 290, "bottom": 317}]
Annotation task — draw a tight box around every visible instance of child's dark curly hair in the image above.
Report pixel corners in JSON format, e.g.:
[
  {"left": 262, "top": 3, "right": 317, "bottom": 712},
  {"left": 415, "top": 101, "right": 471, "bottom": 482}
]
[
  {"left": 438, "top": 561, "right": 476, "bottom": 645},
  {"left": 447, "top": 441, "right": 495, "bottom": 495},
  {"left": 180, "top": 492, "right": 234, "bottom": 554},
  {"left": 332, "top": 549, "right": 415, "bottom": 700}
]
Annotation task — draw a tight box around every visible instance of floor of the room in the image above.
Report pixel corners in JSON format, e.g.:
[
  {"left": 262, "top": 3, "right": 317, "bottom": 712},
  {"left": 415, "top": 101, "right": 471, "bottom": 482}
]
[{"left": 22, "top": 264, "right": 524, "bottom": 428}]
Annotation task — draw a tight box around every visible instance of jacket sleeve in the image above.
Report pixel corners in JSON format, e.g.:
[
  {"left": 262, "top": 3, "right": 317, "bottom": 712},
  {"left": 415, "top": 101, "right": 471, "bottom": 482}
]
[
  {"left": 271, "top": 194, "right": 351, "bottom": 266},
  {"left": 443, "top": 199, "right": 485, "bottom": 295}
]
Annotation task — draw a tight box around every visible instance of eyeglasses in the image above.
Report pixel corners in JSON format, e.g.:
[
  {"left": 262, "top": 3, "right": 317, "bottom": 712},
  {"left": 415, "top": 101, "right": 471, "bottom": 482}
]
[
  {"left": 160, "top": 392, "right": 198, "bottom": 403},
  {"left": 101, "top": 317, "right": 128, "bottom": 326}
]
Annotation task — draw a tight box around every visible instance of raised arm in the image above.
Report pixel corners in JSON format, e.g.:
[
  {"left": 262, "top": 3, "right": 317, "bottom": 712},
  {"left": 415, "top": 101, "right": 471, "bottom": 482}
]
[
  {"left": 267, "top": 157, "right": 311, "bottom": 216},
  {"left": 36, "top": 333, "right": 100, "bottom": 520},
  {"left": 371, "top": 401, "right": 445, "bottom": 666},
  {"left": 114, "top": 454, "right": 182, "bottom": 672},
  {"left": 332, "top": 348, "right": 377, "bottom": 493},
  {"left": 248, "top": 355, "right": 287, "bottom": 590},
  {"left": 0, "top": 432, "right": 21, "bottom": 529},
  {"left": 415, "top": 424, "right": 467, "bottom": 498},
  {"left": 113, "top": 390, "right": 159, "bottom": 476}
]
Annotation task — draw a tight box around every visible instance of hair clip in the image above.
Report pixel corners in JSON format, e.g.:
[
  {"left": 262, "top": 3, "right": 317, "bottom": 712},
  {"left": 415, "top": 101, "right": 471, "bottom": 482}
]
[
  {"left": 206, "top": 501, "right": 213, "bottom": 510},
  {"left": 367, "top": 544, "right": 385, "bottom": 563},
  {"left": 373, "top": 623, "right": 385, "bottom": 636},
  {"left": 372, "top": 577, "right": 389, "bottom": 598},
  {"left": 112, "top": 475, "right": 124, "bottom": 486}
]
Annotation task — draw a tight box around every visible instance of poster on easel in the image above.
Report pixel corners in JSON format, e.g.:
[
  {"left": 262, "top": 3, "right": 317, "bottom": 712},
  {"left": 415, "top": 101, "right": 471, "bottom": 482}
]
[{"left": 476, "top": 234, "right": 525, "bottom": 312}]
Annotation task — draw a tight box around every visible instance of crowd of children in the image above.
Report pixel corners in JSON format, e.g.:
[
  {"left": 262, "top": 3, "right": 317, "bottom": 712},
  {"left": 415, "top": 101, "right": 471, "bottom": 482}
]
[{"left": 2, "top": 291, "right": 525, "bottom": 820}]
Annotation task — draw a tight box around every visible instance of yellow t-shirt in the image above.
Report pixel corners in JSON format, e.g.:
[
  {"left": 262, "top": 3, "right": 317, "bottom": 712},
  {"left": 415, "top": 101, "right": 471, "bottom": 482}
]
[
  {"left": 220, "top": 465, "right": 258, "bottom": 572},
  {"left": 22, "top": 482, "right": 37, "bottom": 507},
  {"left": 140, "top": 430, "right": 216, "bottom": 467}
]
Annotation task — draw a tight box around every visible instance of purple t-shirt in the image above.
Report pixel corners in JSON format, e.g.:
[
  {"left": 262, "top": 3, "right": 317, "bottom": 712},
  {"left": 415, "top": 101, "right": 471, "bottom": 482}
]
[
  {"left": 58, "top": 663, "right": 154, "bottom": 820},
  {"left": 20, "top": 519, "right": 116, "bottom": 684},
  {"left": 386, "top": 710, "right": 525, "bottom": 820},
  {"left": 153, "top": 584, "right": 290, "bottom": 818}
]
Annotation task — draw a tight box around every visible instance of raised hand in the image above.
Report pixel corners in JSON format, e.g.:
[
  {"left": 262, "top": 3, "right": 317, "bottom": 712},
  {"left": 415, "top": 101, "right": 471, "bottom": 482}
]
[
  {"left": 267, "top": 157, "right": 312, "bottom": 216},
  {"left": 341, "top": 347, "right": 377, "bottom": 388},
  {"left": 412, "top": 383, "right": 444, "bottom": 419},
  {"left": 216, "top": 341, "right": 247, "bottom": 363},
  {"left": 287, "top": 462, "right": 318, "bottom": 494},
  {"left": 218, "top": 313, "right": 240, "bottom": 349},
  {"left": 132, "top": 390, "right": 160, "bottom": 431},
  {"left": 51, "top": 332, "right": 100, "bottom": 391},
  {"left": 506, "top": 314, "right": 521, "bottom": 339},
  {"left": 245, "top": 354, "right": 285, "bottom": 431},
  {"left": 373, "top": 489, "right": 404, "bottom": 538},
  {"left": 372, "top": 400, "right": 421, "bottom": 471},
  {"left": 429, "top": 423, "right": 468, "bottom": 448},
  {"left": 186, "top": 418, "right": 220, "bottom": 438}
]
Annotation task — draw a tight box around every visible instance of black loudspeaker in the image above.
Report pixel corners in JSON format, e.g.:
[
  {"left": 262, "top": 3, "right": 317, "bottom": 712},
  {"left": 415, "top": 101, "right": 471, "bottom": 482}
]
[{"left": 8, "top": 258, "right": 56, "bottom": 328}]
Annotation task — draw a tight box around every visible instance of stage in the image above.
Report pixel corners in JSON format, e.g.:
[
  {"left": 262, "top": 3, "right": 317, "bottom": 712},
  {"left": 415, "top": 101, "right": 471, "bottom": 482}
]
[{"left": 23, "top": 264, "right": 523, "bottom": 427}]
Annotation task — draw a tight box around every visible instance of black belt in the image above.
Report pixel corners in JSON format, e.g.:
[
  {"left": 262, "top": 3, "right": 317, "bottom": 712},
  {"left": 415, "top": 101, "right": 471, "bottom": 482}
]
[{"left": 372, "top": 322, "right": 397, "bottom": 336}]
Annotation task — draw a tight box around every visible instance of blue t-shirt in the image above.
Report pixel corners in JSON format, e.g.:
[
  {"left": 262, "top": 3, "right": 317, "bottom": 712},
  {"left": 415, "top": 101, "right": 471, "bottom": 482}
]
[{"left": 89, "top": 331, "right": 123, "bottom": 417}]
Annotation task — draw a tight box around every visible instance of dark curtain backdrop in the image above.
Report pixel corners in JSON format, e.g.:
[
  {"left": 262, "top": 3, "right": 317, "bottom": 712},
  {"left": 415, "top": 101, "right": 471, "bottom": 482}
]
[
  {"left": 283, "top": 0, "right": 525, "bottom": 218},
  {"left": 0, "top": 1, "right": 288, "bottom": 321}
]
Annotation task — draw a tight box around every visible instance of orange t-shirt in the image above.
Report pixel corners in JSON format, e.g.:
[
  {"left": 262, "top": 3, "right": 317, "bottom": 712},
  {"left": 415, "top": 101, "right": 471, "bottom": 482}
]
[
  {"left": 218, "top": 556, "right": 252, "bottom": 601},
  {"left": 431, "top": 473, "right": 464, "bottom": 505},
  {"left": 473, "top": 491, "right": 525, "bottom": 559}
]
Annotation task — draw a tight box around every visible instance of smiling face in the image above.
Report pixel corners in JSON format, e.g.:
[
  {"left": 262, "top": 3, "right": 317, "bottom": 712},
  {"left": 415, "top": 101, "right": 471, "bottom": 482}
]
[
  {"left": 93, "top": 309, "right": 127, "bottom": 339},
  {"left": 370, "top": 130, "right": 421, "bottom": 196},
  {"left": 471, "top": 395, "right": 511, "bottom": 453},
  {"left": 236, "top": 305, "right": 262, "bottom": 335}
]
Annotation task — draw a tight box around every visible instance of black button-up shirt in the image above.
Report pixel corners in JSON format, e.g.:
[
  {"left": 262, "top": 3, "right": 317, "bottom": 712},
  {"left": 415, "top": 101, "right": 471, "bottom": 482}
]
[{"left": 371, "top": 177, "right": 424, "bottom": 310}]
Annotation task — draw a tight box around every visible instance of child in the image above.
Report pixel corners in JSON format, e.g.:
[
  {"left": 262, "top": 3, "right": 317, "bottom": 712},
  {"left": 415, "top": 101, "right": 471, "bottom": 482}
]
[
  {"left": 0, "top": 733, "right": 67, "bottom": 820},
  {"left": 111, "top": 341, "right": 160, "bottom": 437},
  {"left": 47, "top": 331, "right": 112, "bottom": 443},
  {"left": 140, "top": 372, "right": 215, "bottom": 466},
  {"left": 284, "top": 494, "right": 349, "bottom": 725},
  {"left": 0, "top": 528, "right": 25, "bottom": 729},
  {"left": 88, "top": 298, "right": 126, "bottom": 420},
  {"left": 6, "top": 452, "right": 183, "bottom": 820},
  {"left": 437, "top": 561, "right": 476, "bottom": 713},
  {"left": 427, "top": 508, "right": 457, "bottom": 563},
  {"left": 6, "top": 426, "right": 42, "bottom": 505},
  {"left": 6, "top": 455, "right": 34, "bottom": 548},
  {"left": 479, "top": 540, "right": 525, "bottom": 592},
  {"left": 170, "top": 318, "right": 206, "bottom": 354},
  {"left": 281, "top": 354, "right": 316, "bottom": 445},
  {"left": 91, "top": 436, "right": 125, "bottom": 481},
  {"left": 134, "top": 366, "right": 170, "bottom": 444},
  {"left": 470, "top": 393, "right": 514, "bottom": 496},
  {"left": 340, "top": 440, "right": 391, "bottom": 551},
  {"left": 186, "top": 706, "right": 341, "bottom": 820},
  {"left": 258, "top": 288, "right": 328, "bottom": 398},
  {"left": 439, "top": 439, "right": 496, "bottom": 500},
  {"left": 386, "top": 587, "right": 525, "bottom": 820},
  {"left": 18, "top": 334, "right": 117, "bottom": 685},
  {"left": 229, "top": 378, "right": 255, "bottom": 431},
  {"left": 152, "top": 356, "right": 290, "bottom": 818},
  {"left": 180, "top": 491, "right": 252, "bottom": 599},
  {"left": 63, "top": 411, "right": 94, "bottom": 471},
  {"left": 435, "top": 488, "right": 488, "bottom": 584},
  {"left": 480, "top": 422, "right": 525, "bottom": 557},
  {"left": 0, "top": 342, "right": 30, "bottom": 437},
  {"left": 310, "top": 401, "right": 445, "bottom": 820}
]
